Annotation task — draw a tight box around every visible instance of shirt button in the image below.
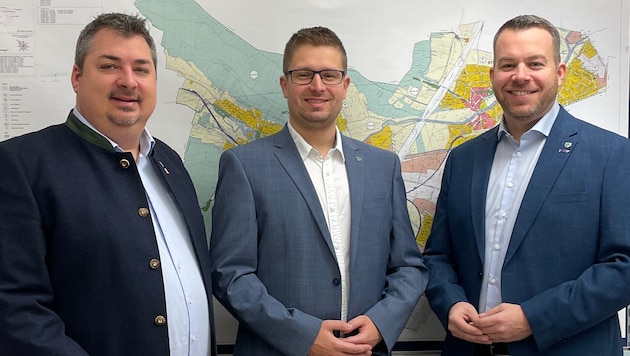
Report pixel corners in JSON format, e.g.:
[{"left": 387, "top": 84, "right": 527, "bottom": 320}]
[
  {"left": 490, "top": 278, "right": 497, "bottom": 284},
  {"left": 515, "top": 152, "right": 522, "bottom": 157},
  {"left": 154, "top": 315, "right": 166, "bottom": 326},
  {"left": 332, "top": 278, "right": 340, "bottom": 286},
  {"left": 493, "top": 243, "right": 500, "bottom": 250},
  {"left": 138, "top": 207, "right": 150, "bottom": 218},
  {"left": 507, "top": 181, "right": 514, "bottom": 188},
  {"left": 149, "top": 258, "right": 160, "bottom": 269}
]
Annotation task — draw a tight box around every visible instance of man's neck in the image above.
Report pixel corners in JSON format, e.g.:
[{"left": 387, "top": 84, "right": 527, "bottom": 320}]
[{"left": 293, "top": 125, "right": 336, "bottom": 158}]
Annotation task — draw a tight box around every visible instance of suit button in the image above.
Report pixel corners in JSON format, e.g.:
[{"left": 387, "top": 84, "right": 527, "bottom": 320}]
[
  {"left": 332, "top": 278, "right": 340, "bottom": 286},
  {"left": 138, "top": 207, "right": 150, "bottom": 217},
  {"left": 149, "top": 258, "right": 160, "bottom": 269},
  {"left": 154, "top": 315, "right": 166, "bottom": 326},
  {"left": 477, "top": 272, "right": 483, "bottom": 280},
  {"left": 119, "top": 158, "right": 131, "bottom": 169}
]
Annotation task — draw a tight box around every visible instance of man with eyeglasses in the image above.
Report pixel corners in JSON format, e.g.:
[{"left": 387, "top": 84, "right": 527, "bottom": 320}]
[{"left": 210, "top": 26, "right": 428, "bottom": 356}]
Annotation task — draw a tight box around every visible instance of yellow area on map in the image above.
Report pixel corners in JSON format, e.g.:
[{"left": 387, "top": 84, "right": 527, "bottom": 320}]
[
  {"left": 416, "top": 212, "right": 433, "bottom": 248},
  {"left": 214, "top": 99, "right": 282, "bottom": 139},
  {"left": 559, "top": 57, "right": 606, "bottom": 106},
  {"left": 365, "top": 125, "right": 393, "bottom": 150},
  {"left": 441, "top": 64, "right": 492, "bottom": 110}
]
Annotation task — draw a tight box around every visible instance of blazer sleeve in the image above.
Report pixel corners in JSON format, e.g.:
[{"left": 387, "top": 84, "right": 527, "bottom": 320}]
[
  {"left": 0, "top": 144, "right": 89, "bottom": 355},
  {"left": 362, "top": 154, "right": 429, "bottom": 351},
  {"left": 210, "top": 149, "right": 322, "bottom": 355},
  {"left": 422, "top": 151, "right": 472, "bottom": 328}
]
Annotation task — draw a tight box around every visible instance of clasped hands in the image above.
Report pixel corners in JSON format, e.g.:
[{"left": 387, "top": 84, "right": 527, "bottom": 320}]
[
  {"left": 447, "top": 301, "right": 532, "bottom": 344},
  {"left": 308, "top": 315, "right": 382, "bottom": 356}
]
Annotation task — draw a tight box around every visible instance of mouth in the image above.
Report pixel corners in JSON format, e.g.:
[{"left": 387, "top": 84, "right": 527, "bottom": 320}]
[
  {"left": 509, "top": 90, "right": 536, "bottom": 96},
  {"left": 112, "top": 95, "right": 138, "bottom": 101},
  {"left": 110, "top": 90, "right": 141, "bottom": 104},
  {"left": 305, "top": 98, "right": 328, "bottom": 104},
  {"left": 110, "top": 96, "right": 141, "bottom": 108}
]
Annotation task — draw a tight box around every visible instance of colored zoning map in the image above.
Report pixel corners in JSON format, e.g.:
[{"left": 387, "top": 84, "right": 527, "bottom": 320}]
[{"left": 136, "top": 0, "right": 607, "bottom": 250}]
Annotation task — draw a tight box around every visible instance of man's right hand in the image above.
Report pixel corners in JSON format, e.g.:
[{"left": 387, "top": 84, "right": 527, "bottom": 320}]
[
  {"left": 308, "top": 320, "right": 372, "bottom": 356},
  {"left": 447, "top": 302, "right": 492, "bottom": 344}
]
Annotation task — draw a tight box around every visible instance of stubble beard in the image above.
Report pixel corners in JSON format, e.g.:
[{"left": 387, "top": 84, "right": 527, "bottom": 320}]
[
  {"left": 500, "top": 86, "right": 557, "bottom": 124},
  {"left": 107, "top": 109, "right": 141, "bottom": 127}
]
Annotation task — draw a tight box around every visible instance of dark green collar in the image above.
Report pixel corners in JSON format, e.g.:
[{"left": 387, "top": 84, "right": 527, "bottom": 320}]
[{"left": 64, "top": 111, "right": 115, "bottom": 152}]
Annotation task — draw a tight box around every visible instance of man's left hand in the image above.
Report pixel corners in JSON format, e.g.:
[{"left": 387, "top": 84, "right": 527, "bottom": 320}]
[
  {"left": 343, "top": 315, "right": 383, "bottom": 348},
  {"left": 473, "top": 303, "right": 532, "bottom": 343}
]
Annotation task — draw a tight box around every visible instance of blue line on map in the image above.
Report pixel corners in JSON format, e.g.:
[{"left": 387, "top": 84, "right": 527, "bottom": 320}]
[
  {"left": 405, "top": 135, "right": 461, "bottom": 194},
  {"left": 181, "top": 88, "right": 240, "bottom": 146}
]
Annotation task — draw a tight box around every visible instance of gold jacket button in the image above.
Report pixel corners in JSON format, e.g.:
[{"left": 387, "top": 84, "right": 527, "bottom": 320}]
[
  {"left": 149, "top": 258, "right": 160, "bottom": 270},
  {"left": 154, "top": 315, "right": 166, "bottom": 326},
  {"left": 138, "top": 207, "right": 150, "bottom": 218},
  {"left": 119, "top": 158, "right": 130, "bottom": 169}
]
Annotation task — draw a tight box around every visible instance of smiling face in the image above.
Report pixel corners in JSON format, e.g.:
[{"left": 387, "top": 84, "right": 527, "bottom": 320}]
[
  {"left": 279, "top": 44, "right": 350, "bottom": 135},
  {"left": 71, "top": 28, "right": 157, "bottom": 139},
  {"left": 490, "top": 27, "right": 566, "bottom": 137}
]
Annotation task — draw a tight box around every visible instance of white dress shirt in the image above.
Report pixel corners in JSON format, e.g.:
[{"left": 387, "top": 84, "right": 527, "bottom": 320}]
[
  {"left": 288, "top": 122, "right": 352, "bottom": 322},
  {"left": 480, "top": 102, "right": 559, "bottom": 312}
]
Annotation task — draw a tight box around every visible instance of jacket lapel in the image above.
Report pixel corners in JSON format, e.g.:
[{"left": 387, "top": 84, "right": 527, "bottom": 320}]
[
  {"left": 504, "top": 108, "right": 578, "bottom": 264},
  {"left": 342, "top": 136, "right": 363, "bottom": 269},
  {"left": 272, "top": 126, "right": 336, "bottom": 255},
  {"left": 471, "top": 128, "right": 500, "bottom": 261}
]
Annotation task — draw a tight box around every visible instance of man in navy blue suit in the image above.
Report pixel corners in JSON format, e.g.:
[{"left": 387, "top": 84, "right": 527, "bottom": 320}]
[
  {"left": 210, "top": 26, "right": 427, "bottom": 355},
  {"left": 424, "top": 14, "right": 630, "bottom": 355},
  {"left": 0, "top": 13, "right": 216, "bottom": 355}
]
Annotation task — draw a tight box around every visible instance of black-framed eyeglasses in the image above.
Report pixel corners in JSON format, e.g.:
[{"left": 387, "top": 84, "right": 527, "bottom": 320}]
[{"left": 286, "top": 69, "right": 346, "bottom": 85}]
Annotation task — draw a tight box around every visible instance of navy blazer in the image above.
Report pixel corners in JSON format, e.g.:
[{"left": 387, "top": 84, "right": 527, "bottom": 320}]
[
  {"left": 424, "top": 106, "right": 630, "bottom": 355},
  {"left": 210, "top": 126, "right": 428, "bottom": 355},
  {"left": 0, "top": 113, "right": 216, "bottom": 355}
]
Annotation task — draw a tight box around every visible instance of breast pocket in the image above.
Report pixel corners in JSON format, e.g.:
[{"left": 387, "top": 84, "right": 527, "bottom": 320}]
[
  {"left": 362, "top": 195, "right": 389, "bottom": 209},
  {"left": 546, "top": 191, "right": 587, "bottom": 204}
]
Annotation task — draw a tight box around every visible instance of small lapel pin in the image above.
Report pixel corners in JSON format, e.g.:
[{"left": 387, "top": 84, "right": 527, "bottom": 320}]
[
  {"left": 558, "top": 141, "right": 573, "bottom": 153},
  {"left": 355, "top": 155, "right": 362, "bottom": 162},
  {"left": 159, "top": 161, "right": 170, "bottom": 175}
]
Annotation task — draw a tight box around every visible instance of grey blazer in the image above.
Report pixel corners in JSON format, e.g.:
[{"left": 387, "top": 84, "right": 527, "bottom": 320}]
[{"left": 210, "top": 125, "right": 427, "bottom": 355}]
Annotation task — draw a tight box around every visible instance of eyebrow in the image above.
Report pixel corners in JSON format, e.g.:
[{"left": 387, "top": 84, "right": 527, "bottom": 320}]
[
  {"left": 99, "top": 54, "right": 152, "bottom": 66},
  {"left": 497, "top": 54, "right": 548, "bottom": 63}
]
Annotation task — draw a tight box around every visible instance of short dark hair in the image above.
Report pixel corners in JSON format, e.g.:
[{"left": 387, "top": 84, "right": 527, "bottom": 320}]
[
  {"left": 282, "top": 26, "right": 347, "bottom": 74},
  {"left": 74, "top": 13, "right": 157, "bottom": 73},
  {"left": 493, "top": 15, "right": 561, "bottom": 64}
]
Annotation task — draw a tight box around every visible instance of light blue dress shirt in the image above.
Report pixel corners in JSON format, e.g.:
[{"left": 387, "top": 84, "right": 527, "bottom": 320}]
[
  {"left": 73, "top": 108, "right": 211, "bottom": 355},
  {"left": 480, "top": 102, "right": 560, "bottom": 312}
]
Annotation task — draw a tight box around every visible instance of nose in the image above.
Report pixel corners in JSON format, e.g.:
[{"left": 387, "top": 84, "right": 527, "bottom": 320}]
[
  {"left": 512, "top": 64, "right": 530, "bottom": 81},
  {"left": 116, "top": 67, "right": 139, "bottom": 89},
  {"left": 309, "top": 72, "right": 326, "bottom": 91}
]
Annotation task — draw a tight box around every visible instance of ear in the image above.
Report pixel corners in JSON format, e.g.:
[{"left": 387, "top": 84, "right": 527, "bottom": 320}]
[
  {"left": 489, "top": 67, "right": 494, "bottom": 83},
  {"left": 342, "top": 75, "right": 350, "bottom": 99},
  {"left": 71, "top": 64, "right": 81, "bottom": 94},
  {"left": 279, "top": 75, "right": 288, "bottom": 98},
  {"left": 556, "top": 62, "right": 567, "bottom": 86}
]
